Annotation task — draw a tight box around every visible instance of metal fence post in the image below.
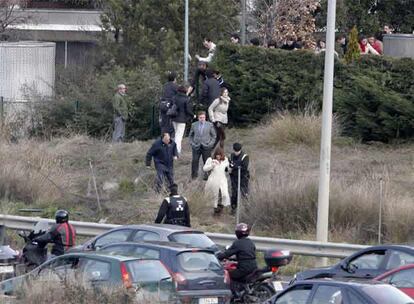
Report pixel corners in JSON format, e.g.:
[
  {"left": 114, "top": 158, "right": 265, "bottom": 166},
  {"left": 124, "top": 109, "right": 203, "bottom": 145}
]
[
  {"left": 378, "top": 178, "right": 384, "bottom": 244},
  {"left": 0, "top": 96, "right": 4, "bottom": 129},
  {"left": 236, "top": 166, "right": 241, "bottom": 224},
  {"left": 0, "top": 225, "right": 6, "bottom": 245}
]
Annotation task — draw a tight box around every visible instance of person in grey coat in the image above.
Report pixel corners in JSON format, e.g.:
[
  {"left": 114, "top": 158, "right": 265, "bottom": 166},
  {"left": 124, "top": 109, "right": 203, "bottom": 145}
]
[
  {"left": 189, "top": 111, "right": 217, "bottom": 180},
  {"left": 201, "top": 69, "right": 221, "bottom": 108}
]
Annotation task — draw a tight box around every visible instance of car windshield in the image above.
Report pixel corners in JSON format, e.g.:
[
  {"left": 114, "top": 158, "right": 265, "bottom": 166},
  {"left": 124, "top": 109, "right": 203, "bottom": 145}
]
[
  {"left": 126, "top": 260, "right": 171, "bottom": 283},
  {"left": 169, "top": 232, "right": 215, "bottom": 249},
  {"left": 362, "top": 284, "right": 414, "bottom": 303},
  {"left": 177, "top": 252, "right": 222, "bottom": 272}
]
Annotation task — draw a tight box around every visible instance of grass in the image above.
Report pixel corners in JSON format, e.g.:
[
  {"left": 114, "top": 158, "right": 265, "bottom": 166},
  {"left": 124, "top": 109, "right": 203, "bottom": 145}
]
[{"left": 0, "top": 112, "right": 413, "bottom": 248}]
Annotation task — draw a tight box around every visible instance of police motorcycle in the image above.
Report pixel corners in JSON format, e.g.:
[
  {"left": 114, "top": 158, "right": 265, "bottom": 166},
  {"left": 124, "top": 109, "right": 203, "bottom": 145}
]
[{"left": 222, "top": 249, "right": 293, "bottom": 303}]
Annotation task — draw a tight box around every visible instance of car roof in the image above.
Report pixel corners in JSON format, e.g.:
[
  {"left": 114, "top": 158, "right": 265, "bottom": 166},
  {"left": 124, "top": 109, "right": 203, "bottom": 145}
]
[
  {"left": 101, "top": 241, "right": 213, "bottom": 253},
  {"left": 58, "top": 252, "right": 149, "bottom": 262},
  {"left": 111, "top": 224, "right": 202, "bottom": 234},
  {"left": 374, "top": 263, "right": 414, "bottom": 280},
  {"left": 357, "top": 244, "right": 414, "bottom": 252},
  {"left": 299, "top": 278, "right": 387, "bottom": 287}
]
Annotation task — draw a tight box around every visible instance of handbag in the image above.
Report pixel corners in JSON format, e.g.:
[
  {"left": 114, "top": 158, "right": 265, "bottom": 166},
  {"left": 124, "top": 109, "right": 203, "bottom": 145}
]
[{"left": 167, "top": 103, "right": 177, "bottom": 117}]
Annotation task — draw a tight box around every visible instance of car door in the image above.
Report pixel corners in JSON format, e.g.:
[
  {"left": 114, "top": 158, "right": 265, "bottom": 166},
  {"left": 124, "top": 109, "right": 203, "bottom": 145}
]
[
  {"left": 93, "top": 229, "right": 135, "bottom": 250},
  {"left": 274, "top": 284, "right": 314, "bottom": 304},
  {"left": 381, "top": 268, "right": 414, "bottom": 298},
  {"left": 344, "top": 250, "right": 387, "bottom": 279}
]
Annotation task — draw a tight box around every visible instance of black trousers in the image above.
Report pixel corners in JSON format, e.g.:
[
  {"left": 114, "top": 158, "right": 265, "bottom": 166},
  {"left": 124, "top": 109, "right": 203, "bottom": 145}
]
[
  {"left": 191, "top": 146, "right": 212, "bottom": 179},
  {"left": 230, "top": 175, "right": 249, "bottom": 209},
  {"left": 155, "top": 164, "right": 174, "bottom": 193}
]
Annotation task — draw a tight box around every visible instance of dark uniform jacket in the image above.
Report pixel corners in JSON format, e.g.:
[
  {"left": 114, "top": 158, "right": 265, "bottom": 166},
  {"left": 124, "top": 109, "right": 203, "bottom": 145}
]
[
  {"left": 171, "top": 92, "right": 194, "bottom": 124},
  {"left": 35, "top": 222, "right": 76, "bottom": 256},
  {"left": 145, "top": 139, "right": 178, "bottom": 170},
  {"left": 229, "top": 152, "right": 250, "bottom": 180},
  {"left": 155, "top": 195, "right": 190, "bottom": 227},
  {"left": 217, "top": 237, "right": 257, "bottom": 273}
]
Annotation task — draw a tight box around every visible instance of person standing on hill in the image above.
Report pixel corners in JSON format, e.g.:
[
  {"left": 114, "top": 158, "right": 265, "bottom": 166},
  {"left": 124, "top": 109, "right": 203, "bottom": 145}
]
[
  {"left": 189, "top": 111, "right": 216, "bottom": 180},
  {"left": 112, "top": 84, "right": 129, "bottom": 143},
  {"left": 155, "top": 183, "right": 190, "bottom": 227},
  {"left": 195, "top": 38, "right": 216, "bottom": 63},
  {"left": 146, "top": 132, "right": 178, "bottom": 193},
  {"left": 229, "top": 143, "right": 250, "bottom": 213},
  {"left": 171, "top": 85, "right": 194, "bottom": 155},
  {"left": 159, "top": 72, "right": 178, "bottom": 137},
  {"left": 201, "top": 69, "right": 221, "bottom": 109},
  {"left": 203, "top": 147, "right": 230, "bottom": 214},
  {"left": 208, "top": 87, "right": 230, "bottom": 148}
]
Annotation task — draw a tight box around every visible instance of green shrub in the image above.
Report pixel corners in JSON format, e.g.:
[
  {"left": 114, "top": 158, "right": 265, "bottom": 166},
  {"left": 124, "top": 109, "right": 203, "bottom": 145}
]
[{"left": 214, "top": 43, "right": 414, "bottom": 142}]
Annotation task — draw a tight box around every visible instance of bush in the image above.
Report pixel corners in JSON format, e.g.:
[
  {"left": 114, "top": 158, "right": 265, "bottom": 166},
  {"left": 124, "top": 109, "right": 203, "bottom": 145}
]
[
  {"left": 31, "top": 64, "right": 162, "bottom": 141},
  {"left": 214, "top": 43, "right": 414, "bottom": 142}
]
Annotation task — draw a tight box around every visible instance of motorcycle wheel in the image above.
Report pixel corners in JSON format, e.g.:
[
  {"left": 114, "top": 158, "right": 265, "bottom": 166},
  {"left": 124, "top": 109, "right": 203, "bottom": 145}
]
[{"left": 247, "top": 283, "right": 275, "bottom": 302}]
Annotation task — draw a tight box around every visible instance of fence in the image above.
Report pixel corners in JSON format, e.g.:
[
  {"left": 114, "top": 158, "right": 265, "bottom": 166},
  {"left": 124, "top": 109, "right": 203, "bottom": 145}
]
[{"left": 0, "top": 214, "right": 367, "bottom": 258}]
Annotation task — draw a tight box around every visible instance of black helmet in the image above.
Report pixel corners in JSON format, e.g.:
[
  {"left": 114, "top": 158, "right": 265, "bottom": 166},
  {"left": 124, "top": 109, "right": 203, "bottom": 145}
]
[
  {"left": 235, "top": 223, "right": 250, "bottom": 239},
  {"left": 55, "top": 210, "right": 69, "bottom": 224}
]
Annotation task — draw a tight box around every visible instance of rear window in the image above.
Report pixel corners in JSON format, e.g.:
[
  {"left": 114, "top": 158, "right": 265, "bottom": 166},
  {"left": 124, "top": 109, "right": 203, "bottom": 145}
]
[
  {"left": 169, "top": 232, "right": 215, "bottom": 249},
  {"left": 126, "top": 260, "right": 171, "bottom": 283},
  {"left": 362, "top": 284, "right": 414, "bottom": 303},
  {"left": 177, "top": 252, "right": 222, "bottom": 272}
]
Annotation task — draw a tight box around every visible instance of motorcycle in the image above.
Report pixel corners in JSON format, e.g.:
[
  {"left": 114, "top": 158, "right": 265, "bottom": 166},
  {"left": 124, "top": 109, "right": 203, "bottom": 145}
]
[
  {"left": 222, "top": 249, "right": 293, "bottom": 303},
  {"left": 14, "top": 220, "right": 49, "bottom": 275}
]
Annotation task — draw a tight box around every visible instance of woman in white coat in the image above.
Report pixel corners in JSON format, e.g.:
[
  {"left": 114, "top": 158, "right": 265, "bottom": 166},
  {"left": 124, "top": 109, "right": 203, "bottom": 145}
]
[{"left": 203, "top": 147, "right": 230, "bottom": 214}]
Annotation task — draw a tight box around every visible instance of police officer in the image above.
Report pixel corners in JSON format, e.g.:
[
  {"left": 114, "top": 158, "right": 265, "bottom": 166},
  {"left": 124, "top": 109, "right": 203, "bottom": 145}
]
[
  {"left": 229, "top": 143, "right": 250, "bottom": 212},
  {"left": 35, "top": 210, "right": 76, "bottom": 257},
  {"left": 154, "top": 184, "right": 191, "bottom": 227},
  {"left": 216, "top": 223, "right": 257, "bottom": 282}
]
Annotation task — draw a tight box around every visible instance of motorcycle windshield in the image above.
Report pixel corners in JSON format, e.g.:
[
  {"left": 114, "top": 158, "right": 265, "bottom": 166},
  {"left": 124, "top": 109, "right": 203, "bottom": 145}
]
[{"left": 33, "top": 220, "right": 49, "bottom": 234}]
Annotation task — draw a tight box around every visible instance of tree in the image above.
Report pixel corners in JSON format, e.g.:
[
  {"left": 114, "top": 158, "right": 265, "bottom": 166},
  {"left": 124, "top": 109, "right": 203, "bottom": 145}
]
[
  {"left": 99, "top": 0, "right": 240, "bottom": 72},
  {"left": 0, "top": 0, "right": 28, "bottom": 33},
  {"left": 256, "top": 0, "right": 320, "bottom": 48},
  {"left": 344, "top": 26, "right": 361, "bottom": 64}
]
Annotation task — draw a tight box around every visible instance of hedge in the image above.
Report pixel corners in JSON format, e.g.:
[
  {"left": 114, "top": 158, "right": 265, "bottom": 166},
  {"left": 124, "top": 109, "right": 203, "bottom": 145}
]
[{"left": 214, "top": 43, "right": 414, "bottom": 142}]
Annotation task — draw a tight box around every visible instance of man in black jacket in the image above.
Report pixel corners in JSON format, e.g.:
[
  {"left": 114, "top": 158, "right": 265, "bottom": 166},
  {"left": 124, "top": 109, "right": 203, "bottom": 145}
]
[
  {"left": 155, "top": 184, "right": 190, "bottom": 227},
  {"left": 146, "top": 133, "right": 178, "bottom": 193},
  {"left": 159, "top": 72, "right": 178, "bottom": 137},
  {"left": 35, "top": 210, "right": 76, "bottom": 257},
  {"left": 201, "top": 69, "right": 221, "bottom": 108},
  {"left": 217, "top": 223, "right": 257, "bottom": 282},
  {"left": 229, "top": 143, "right": 250, "bottom": 212}
]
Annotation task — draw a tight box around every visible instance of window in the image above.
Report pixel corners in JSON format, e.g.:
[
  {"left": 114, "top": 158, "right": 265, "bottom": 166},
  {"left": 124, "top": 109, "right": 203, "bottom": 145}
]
[
  {"left": 349, "top": 251, "right": 386, "bottom": 270},
  {"left": 386, "top": 250, "right": 414, "bottom": 270},
  {"left": 347, "top": 290, "right": 368, "bottom": 304},
  {"left": 177, "top": 252, "right": 222, "bottom": 272},
  {"left": 132, "top": 230, "right": 160, "bottom": 242},
  {"left": 126, "top": 260, "right": 171, "bottom": 284},
  {"left": 362, "top": 284, "right": 413, "bottom": 303},
  {"left": 79, "top": 258, "right": 111, "bottom": 282},
  {"left": 388, "top": 268, "right": 414, "bottom": 288},
  {"left": 131, "top": 247, "right": 160, "bottom": 259},
  {"left": 311, "top": 285, "right": 343, "bottom": 304},
  {"left": 169, "top": 232, "right": 215, "bottom": 249},
  {"left": 99, "top": 245, "right": 133, "bottom": 256},
  {"left": 37, "top": 256, "right": 79, "bottom": 282},
  {"left": 275, "top": 285, "right": 313, "bottom": 304},
  {"left": 94, "top": 229, "right": 133, "bottom": 249}
]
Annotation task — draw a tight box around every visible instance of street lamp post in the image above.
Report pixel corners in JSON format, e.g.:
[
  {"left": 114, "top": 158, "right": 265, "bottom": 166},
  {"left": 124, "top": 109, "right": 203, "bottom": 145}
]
[
  {"left": 316, "top": 0, "right": 337, "bottom": 265},
  {"left": 241, "top": 0, "right": 247, "bottom": 45},
  {"left": 184, "top": 0, "right": 189, "bottom": 82}
]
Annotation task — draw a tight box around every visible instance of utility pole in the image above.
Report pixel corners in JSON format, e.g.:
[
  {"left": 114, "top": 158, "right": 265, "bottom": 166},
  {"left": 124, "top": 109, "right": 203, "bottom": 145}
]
[
  {"left": 316, "top": 0, "right": 337, "bottom": 265},
  {"left": 241, "top": 0, "right": 247, "bottom": 45},
  {"left": 184, "top": 0, "right": 189, "bottom": 82}
]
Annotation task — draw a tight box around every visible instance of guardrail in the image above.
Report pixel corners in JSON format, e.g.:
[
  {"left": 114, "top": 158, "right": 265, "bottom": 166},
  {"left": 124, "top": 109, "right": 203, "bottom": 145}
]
[{"left": 0, "top": 214, "right": 367, "bottom": 259}]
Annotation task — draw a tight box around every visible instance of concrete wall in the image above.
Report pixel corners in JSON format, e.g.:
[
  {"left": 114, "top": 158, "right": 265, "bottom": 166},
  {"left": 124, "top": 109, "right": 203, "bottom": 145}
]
[{"left": 383, "top": 34, "right": 414, "bottom": 59}]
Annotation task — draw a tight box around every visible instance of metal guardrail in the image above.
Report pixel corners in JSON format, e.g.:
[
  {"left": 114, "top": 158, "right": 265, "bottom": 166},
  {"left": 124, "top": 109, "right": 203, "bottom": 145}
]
[{"left": 0, "top": 214, "right": 367, "bottom": 258}]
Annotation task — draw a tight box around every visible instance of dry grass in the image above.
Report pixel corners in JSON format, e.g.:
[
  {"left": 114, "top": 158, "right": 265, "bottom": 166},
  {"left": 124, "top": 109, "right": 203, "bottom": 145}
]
[{"left": 0, "top": 113, "right": 413, "bottom": 246}]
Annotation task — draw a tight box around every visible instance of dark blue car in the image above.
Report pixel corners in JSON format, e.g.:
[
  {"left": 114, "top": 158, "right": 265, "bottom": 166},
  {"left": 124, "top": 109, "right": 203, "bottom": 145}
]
[
  {"left": 265, "top": 279, "right": 414, "bottom": 304},
  {"left": 100, "top": 241, "right": 232, "bottom": 304},
  {"left": 293, "top": 245, "right": 414, "bottom": 282}
]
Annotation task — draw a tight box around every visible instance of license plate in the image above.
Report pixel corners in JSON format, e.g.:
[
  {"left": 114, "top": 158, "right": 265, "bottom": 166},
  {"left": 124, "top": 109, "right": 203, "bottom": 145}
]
[
  {"left": 0, "top": 266, "right": 14, "bottom": 274},
  {"left": 272, "top": 281, "right": 284, "bottom": 292},
  {"left": 199, "top": 298, "right": 218, "bottom": 304}
]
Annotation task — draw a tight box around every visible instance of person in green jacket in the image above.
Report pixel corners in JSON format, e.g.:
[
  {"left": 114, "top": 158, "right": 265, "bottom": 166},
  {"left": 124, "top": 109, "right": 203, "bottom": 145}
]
[{"left": 112, "top": 84, "right": 128, "bottom": 143}]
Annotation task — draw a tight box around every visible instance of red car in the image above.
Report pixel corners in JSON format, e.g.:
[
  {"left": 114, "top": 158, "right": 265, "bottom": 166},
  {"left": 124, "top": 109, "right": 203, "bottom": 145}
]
[{"left": 375, "top": 263, "right": 414, "bottom": 298}]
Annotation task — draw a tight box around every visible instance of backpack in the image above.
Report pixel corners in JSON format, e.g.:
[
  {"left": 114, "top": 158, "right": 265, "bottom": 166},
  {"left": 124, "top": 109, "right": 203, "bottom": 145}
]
[{"left": 166, "top": 99, "right": 178, "bottom": 117}]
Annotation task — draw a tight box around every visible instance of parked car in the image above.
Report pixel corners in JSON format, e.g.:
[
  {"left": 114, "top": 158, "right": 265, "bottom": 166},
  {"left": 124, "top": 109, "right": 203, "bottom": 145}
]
[
  {"left": 293, "top": 245, "right": 414, "bottom": 282},
  {"left": 374, "top": 263, "right": 414, "bottom": 298},
  {"left": 70, "top": 224, "right": 219, "bottom": 253},
  {"left": 0, "top": 252, "right": 175, "bottom": 302},
  {"left": 99, "top": 241, "right": 232, "bottom": 304},
  {"left": 265, "top": 279, "right": 414, "bottom": 304}
]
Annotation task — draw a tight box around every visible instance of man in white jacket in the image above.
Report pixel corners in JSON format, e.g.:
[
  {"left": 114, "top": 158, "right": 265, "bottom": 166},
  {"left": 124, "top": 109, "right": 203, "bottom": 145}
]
[{"left": 195, "top": 38, "right": 216, "bottom": 63}]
